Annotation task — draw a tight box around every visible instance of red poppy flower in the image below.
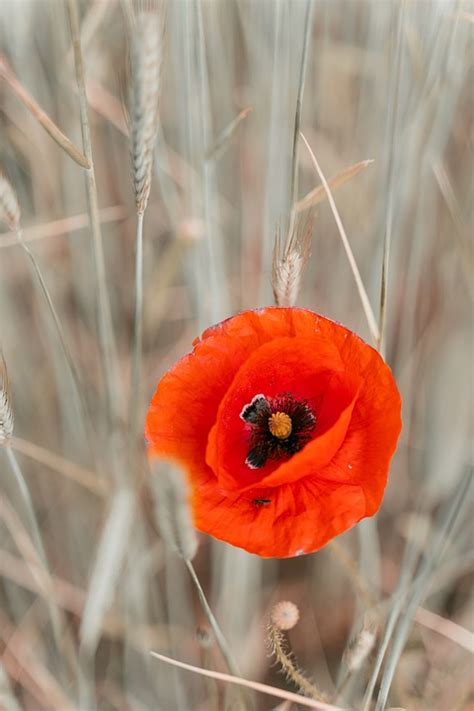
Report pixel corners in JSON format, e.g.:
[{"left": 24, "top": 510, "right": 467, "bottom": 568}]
[{"left": 145, "top": 307, "right": 402, "bottom": 558}]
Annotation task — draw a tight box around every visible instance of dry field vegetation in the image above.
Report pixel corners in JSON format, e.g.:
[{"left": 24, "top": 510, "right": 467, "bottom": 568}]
[{"left": 0, "top": 0, "right": 473, "bottom": 709}]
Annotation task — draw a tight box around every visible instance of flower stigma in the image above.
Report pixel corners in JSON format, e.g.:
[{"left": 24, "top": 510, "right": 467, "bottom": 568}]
[{"left": 268, "top": 411, "right": 292, "bottom": 439}]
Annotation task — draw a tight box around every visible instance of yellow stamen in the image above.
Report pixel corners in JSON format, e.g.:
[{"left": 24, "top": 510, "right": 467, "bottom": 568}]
[{"left": 268, "top": 412, "right": 292, "bottom": 439}]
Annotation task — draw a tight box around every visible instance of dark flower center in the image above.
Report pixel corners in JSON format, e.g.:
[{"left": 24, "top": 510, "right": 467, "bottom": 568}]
[{"left": 240, "top": 392, "right": 316, "bottom": 469}]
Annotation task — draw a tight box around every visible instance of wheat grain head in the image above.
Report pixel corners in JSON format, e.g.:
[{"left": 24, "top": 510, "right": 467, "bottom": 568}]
[{"left": 129, "top": 6, "right": 162, "bottom": 215}]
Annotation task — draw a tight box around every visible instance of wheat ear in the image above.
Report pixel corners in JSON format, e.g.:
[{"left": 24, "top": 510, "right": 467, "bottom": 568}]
[{"left": 128, "top": 8, "right": 162, "bottom": 436}]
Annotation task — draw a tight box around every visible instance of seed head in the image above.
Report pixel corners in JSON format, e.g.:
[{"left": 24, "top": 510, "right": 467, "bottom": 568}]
[
  {"left": 270, "top": 601, "right": 300, "bottom": 631},
  {"left": 0, "top": 353, "right": 14, "bottom": 445}
]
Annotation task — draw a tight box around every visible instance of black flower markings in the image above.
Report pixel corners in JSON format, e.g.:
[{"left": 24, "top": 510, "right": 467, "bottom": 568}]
[{"left": 240, "top": 393, "right": 316, "bottom": 469}]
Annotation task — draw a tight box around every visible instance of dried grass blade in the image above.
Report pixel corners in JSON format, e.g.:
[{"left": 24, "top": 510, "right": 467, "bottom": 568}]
[
  {"left": 414, "top": 606, "right": 474, "bottom": 653},
  {"left": 289, "top": 0, "right": 313, "bottom": 210},
  {"left": 205, "top": 107, "right": 252, "bottom": 162},
  {"left": 67, "top": 0, "right": 121, "bottom": 426},
  {"left": 149, "top": 652, "right": 346, "bottom": 711},
  {"left": 10, "top": 436, "right": 106, "bottom": 497},
  {"left": 295, "top": 160, "right": 374, "bottom": 213},
  {"left": 0, "top": 56, "right": 90, "bottom": 169},
  {"left": 0, "top": 205, "right": 126, "bottom": 249}
]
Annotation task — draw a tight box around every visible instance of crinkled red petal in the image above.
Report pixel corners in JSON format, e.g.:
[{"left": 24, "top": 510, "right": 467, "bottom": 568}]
[{"left": 145, "top": 307, "right": 402, "bottom": 558}]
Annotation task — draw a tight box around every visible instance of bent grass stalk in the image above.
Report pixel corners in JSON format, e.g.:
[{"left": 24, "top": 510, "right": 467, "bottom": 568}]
[
  {"left": 184, "top": 559, "right": 241, "bottom": 681},
  {"left": 14, "top": 227, "right": 92, "bottom": 444},
  {"left": 267, "top": 621, "right": 327, "bottom": 702},
  {"left": 0, "top": 56, "right": 90, "bottom": 169},
  {"left": 299, "top": 132, "right": 380, "bottom": 345},
  {"left": 66, "top": 0, "right": 121, "bottom": 427},
  {"left": 149, "top": 651, "right": 344, "bottom": 711},
  {"left": 150, "top": 459, "right": 242, "bottom": 683},
  {"left": 205, "top": 107, "right": 252, "bottom": 163},
  {"left": 10, "top": 435, "right": 106, "bottom": 497}
]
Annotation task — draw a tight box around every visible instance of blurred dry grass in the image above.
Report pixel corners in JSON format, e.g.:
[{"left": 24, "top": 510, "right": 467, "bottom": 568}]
[{"left": 0, "top": 1, "right": 473, "bottom": 710}]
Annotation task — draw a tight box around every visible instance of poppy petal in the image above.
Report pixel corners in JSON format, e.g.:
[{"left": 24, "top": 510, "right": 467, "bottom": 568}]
[
  {"left": 191, "top": 465, "right": 367, "bottom": 558},
  {"left": 146, "top": 307, "right": 402, "bottom": 558}
]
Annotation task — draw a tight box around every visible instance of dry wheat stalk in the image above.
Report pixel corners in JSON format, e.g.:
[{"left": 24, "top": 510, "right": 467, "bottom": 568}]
[{"left": 128, "top": 7, "right": 162, "bottom": 436}]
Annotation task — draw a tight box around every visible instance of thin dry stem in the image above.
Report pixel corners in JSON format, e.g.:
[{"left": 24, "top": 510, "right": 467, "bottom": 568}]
[
  {"left": 130, "top": 210, "right": 145, "bottom": 436},
  {"left": 289, "top": 0, "right": 313, "bottom": 212},
  {"left": 0, "top": 55, "right": 90, "bottom": 169},
  {"left": 299, "top": 132, "right": 380, "bottom": 344},
  {"left": 150, "top": 651, "right": 344, "bottom": 711},
  {"left": 14, "top": 227, "right": 92, "bottom": 445},
  {"left": 184, "top": 559, "right": 241, "bottom": 680},
  {"left": 414, "top": 606, "right": 474, "bottom": 653},
  {"left": 268, "top": 622, "right": 327, "bottom": 702},
  {"left": 67, "top": 0, "right": 121, "bottom": 427},
  {"left": 0, "top": 205, "right": 126, "bottom": 249},
  {"left": 205, "top": 107, "right": 252, "bottom": 162},
  {"left": 10, "top": 436, "right": 106, "bottom": 497}
]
